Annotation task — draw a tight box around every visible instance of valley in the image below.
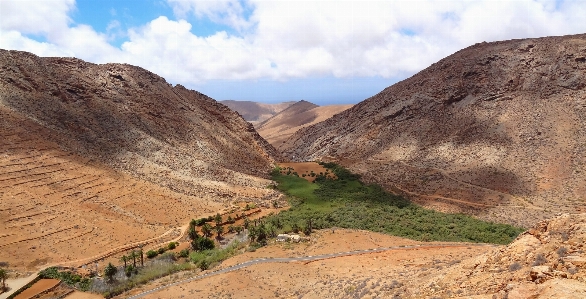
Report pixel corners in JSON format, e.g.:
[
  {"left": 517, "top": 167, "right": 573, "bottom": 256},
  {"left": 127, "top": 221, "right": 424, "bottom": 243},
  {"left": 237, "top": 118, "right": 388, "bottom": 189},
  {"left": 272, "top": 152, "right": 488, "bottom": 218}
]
[{"left": 1, "top": 33, "right": 586, "bottom": 299}]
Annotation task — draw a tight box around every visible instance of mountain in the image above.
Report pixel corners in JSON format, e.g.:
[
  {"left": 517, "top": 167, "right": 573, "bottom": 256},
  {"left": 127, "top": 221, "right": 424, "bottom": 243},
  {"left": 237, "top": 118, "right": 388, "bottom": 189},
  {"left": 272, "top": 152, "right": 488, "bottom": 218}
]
[
  {"left": 220, "top": 100, "right": 296, "bottom": 126},
  {"left": 0, "top": 49, "right": 280, "bottom": 269},
  {"left": 256, "top": 100, "right": 353, "bottom": 151},
  {"left": 282, "top": 34, "right": 586, "bottom": 227}
]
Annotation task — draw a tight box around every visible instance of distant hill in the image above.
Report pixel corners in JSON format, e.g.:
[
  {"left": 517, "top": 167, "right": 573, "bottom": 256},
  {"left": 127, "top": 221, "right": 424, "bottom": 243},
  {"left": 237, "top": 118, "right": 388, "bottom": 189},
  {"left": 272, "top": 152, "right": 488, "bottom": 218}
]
[
  {"left": 220, "top": 100, "right": 296, "bottom": 126},
  {"left": 256, "top": 100, "right": 352, "bottom": 151},
  {"left": 282, "top": 34, "right": 586, "bottom": 227}
]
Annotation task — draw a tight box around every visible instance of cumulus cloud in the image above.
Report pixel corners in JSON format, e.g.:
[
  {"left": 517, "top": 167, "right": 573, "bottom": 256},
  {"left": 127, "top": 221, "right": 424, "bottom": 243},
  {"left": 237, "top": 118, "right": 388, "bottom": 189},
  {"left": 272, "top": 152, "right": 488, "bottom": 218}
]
[{"left": 1, "top": 0, "right": 586, "bottom": 85}]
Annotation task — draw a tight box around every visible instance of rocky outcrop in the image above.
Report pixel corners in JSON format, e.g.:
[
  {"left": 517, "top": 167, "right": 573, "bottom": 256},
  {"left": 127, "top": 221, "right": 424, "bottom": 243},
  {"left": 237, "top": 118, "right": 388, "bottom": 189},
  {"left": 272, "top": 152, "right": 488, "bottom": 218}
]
[
  {"left": 0, "top": 49, "right": 280, "bottom": 198},
  {"left": 282, "top": 34, "right": 586, "bottom": 227},
  {"left": 415, "top": 213, "right": 586, "bottom": 298}
]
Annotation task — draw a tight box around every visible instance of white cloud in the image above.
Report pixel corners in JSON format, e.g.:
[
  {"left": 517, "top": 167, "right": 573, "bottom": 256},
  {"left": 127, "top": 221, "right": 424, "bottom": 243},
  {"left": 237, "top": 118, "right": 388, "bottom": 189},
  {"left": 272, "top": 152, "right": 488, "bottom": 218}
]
[
  {"left": 1, "top": 0, "right": 586, "bottom": 85},
  {"left": 167, "top": 0, "right": 253, "bottom": 31}
]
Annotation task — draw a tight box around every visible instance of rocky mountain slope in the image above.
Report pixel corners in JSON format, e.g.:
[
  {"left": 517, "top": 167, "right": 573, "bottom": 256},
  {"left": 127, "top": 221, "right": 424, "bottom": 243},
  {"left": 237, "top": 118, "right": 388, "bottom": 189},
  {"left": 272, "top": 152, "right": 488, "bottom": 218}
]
[
  {"left": 0, "top": 49, "right": 280, "bottom": 269},
  {"left": 256, "top": 100, "right": 352, "bottom": 150},
  {"left": 220, "top": 100, "right": 295, "bottom": 126},
  {"left": 282, "top": 34, "right": 586, "bottom": 227},
  {"left": 415, "top": 213, "right": 586, "bottom": 298}
]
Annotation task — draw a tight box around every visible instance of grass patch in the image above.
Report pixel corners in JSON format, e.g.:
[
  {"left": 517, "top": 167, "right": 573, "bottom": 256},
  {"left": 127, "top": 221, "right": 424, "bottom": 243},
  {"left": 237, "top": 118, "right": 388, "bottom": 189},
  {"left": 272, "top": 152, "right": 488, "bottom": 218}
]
[
  {"left": 91, "top": 257, "right": 192, "bottom": 298},
  {"left": 268, "top": 163, "right": 524, "bottom": 244},
  {"left": 190, "top": 241, "right": 246, "bottom": 270}
]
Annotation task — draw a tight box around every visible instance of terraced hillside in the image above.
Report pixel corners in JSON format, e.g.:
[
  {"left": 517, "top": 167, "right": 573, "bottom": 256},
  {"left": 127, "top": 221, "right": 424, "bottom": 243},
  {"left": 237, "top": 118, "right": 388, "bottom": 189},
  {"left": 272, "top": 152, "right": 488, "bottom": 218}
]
[
  {"left": 0, "top": 50, "right": 280, "bottom": 270},
  {"left": 283, "top": 34, "right": 586, "bottom": 227}
]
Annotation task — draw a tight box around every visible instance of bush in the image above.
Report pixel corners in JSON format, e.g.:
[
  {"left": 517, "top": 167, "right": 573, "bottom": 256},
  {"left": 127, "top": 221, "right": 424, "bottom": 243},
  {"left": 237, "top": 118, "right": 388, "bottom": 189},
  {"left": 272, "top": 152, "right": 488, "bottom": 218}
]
[
  {"left": 509, "top": 262, "right": 522, "bottom": 272},
  {"left": 157, "top": 247, "right": 166, "bottom": 254},
  {"left": 178, "top": 249, "right": 190, "bottom": 258},
  {"left": 146, "top": 250, "right": 158, "bottom": 259},
  {"left": 533, "top": 253, "right": 547, "bottom": 266},
  {"left": 167, "top": 242, "right": 177, "bottom": 250},
  {"left": 191, "top": 237, "right": 215, "bottom": 252},
  {"left": 557, "top": 247, "right": 568, "bottom": 257}
]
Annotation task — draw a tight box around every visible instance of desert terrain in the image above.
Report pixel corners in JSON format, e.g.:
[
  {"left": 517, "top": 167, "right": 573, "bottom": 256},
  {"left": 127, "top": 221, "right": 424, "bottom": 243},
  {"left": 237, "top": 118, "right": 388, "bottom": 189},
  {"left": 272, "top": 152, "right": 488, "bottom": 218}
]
[
  {"left": 220, "top": 100, "right": 296, "bottom": 126},
  {"left": 282, "top": 34, "right": 586, "bottom": 228},
  {"left": 122, "top": 213, "right": 586, "bottom": 298},
  {"left": 257, "top": 100, "right": 353, "bottom": 150}
]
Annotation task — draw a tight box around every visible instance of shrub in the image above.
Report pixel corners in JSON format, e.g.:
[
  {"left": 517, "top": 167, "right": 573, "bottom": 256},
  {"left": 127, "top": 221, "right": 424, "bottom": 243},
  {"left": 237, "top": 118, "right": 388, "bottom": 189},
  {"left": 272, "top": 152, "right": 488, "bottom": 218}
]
[
  {"left": 557, "top": 247, "right": 568, "bottom": 257},
  {"left": 168, "top": 242, "right": 177, "bottom": 250},
  {"left": 178, "top": 249, "right": 190, "bottom": 258},
  {"left": 157, "top": 247, "right": 166, "bottom": 254},
  {"left": 509, "top": 262, "right": 522, "bottom": 272},
  {"left": 146, "top": 250, "right": 158, "bottom": 259},
  {"left": 533, "top": 253, "right": 547, "bottom": 266}
]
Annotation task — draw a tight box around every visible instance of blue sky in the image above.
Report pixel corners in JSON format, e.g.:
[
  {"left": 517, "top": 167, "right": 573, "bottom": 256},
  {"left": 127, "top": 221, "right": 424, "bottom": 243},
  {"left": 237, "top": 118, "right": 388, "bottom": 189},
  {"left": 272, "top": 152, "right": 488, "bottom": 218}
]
[{"left": 1, "top": 0, "right": 585, "bottom": 105}]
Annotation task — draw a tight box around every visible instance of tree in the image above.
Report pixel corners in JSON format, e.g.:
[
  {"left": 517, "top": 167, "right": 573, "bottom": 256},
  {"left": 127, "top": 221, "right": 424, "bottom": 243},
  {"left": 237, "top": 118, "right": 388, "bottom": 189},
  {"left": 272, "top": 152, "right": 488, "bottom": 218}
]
[
  {"left": 244, "top": 218, "right": 250, "bottom": 229},
  {"left": 228, "top": 225, "right": 235, "bottom": 233},
  {"left": 0, "top": 268, "right": 7, "bottom": 291},
  {"left": 189, "top": 219, "right": 197, "bottom": 231},
  {"left": 215, "top": 225, "right": 224, "bottom": 238},
  {"left": 235, "top": 225, "right": 243, "bottom": 234},
  {"left": 214, "top": 213, "right": 222, "bottom": 226},
  {"left": 304, "top": 218, "right": 313, "bottom": 236},
  {"left": 227, "top": 215, "right": 234, "bottom": 224},
  {"left": 191, "top": 237, "right": 215, "bottom": 251},
  {"left": 188, "top": 228, "right": 199, "bottom": 241},
  {"left": 125, "top": 265, "right": 134, "bottom": 278},
  {"left": 139, "top": 245, "right": 144, "bottom": 267},
  {"left": 119, "top": 255, "right": 128, "bottom": 268},
  {"left": 130, "top": 250, "right": 138, "bottom": 268},
  {"left": 202, "top": 223, "right": 213, "bottom": 238},
  {"left": 104, "top": 263, "right": 117, "bottom": 282}
]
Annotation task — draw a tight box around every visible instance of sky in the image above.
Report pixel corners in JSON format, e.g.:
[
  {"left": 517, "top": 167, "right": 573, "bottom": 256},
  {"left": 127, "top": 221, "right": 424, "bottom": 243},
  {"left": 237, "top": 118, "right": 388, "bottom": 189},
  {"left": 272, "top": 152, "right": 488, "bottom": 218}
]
[{"left": 1, "top": 0, "right": 586, "bottom": 105}]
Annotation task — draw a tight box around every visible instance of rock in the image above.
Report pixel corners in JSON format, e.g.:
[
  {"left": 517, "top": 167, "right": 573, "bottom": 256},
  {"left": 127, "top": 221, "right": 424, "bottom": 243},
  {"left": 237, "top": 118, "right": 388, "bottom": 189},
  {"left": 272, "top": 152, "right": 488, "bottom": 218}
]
[{"left": 530, "top": 266, "right": 552, "bottom": 283}]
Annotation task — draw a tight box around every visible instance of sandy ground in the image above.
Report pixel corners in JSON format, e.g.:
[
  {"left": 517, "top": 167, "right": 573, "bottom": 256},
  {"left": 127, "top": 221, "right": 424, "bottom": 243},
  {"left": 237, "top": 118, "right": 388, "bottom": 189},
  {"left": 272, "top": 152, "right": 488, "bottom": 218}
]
[{"left": 122, "top": 229, "right": 493, "bottom": 299}]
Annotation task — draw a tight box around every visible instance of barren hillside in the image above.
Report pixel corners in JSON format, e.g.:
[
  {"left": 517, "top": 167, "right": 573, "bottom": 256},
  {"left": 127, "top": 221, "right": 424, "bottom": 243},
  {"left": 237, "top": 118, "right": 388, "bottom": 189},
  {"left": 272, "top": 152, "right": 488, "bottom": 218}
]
[
  {"left": 220, "top": 100, "right": 295, "bottom": 126},
  {"left": 0, "top": 50, "right": 280, "bottom": 270},
  {"left": 257, "top": 100, "right": 352, "bottom": 150},
  {"left": 283, "top": 34, "right": 586, "bottom": 227}
]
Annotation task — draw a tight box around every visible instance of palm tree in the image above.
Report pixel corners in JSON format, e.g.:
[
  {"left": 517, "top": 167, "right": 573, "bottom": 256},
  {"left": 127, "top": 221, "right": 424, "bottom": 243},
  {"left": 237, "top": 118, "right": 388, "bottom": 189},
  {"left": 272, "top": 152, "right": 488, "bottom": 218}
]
[
  {"left": 0, "top": 268, "right": 7, "bottom": 291},
  {"left": 104, "top": 263, "right": 117, "bottom": 282},
  {"left": 188, "top": 228, "right": 199, "bottom": 241},
  {"left": 119, "top": 255, "right": 128, "bottom": 268},
  {"left": 215, "top": 225, "right": 224, "bottom": 239},
  {"left": 138, "top": 245, "right": 144, "bottom": 267},
  {"left": 214, "top": 213, "right": 222, "bottom": 226},
  {"left": 202, "top": 223, "right": 213, "bottom": 238},
  {"left": 189, "top": 219, "right": 197, "bottom": 231},
  {"left": 130, "top": 250, "right": 137, "bottom": 268}
]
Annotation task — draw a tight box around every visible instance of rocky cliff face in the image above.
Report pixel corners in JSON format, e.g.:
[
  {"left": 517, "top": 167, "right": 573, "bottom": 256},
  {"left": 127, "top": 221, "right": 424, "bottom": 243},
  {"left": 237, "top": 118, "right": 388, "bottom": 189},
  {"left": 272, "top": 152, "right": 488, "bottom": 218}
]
[
  {"left": 283, "top": 34, "right": 586, "bottom": 227},
  {"left": 0, "top": 49, "right": 280, "bottom": 198}
]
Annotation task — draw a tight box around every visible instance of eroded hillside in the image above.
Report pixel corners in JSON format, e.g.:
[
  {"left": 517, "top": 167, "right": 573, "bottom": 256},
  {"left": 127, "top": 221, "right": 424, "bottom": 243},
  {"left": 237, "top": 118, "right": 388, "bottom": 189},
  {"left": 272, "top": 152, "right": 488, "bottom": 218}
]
[
  {"left": 257, "top": 100, "right": 352, "bottom": 150},
  {"left": 0, "top": 50, "right": 280, "bottom": 270},
  {"left": 283, "top": 34, "right": 586, "bottom": 227}
]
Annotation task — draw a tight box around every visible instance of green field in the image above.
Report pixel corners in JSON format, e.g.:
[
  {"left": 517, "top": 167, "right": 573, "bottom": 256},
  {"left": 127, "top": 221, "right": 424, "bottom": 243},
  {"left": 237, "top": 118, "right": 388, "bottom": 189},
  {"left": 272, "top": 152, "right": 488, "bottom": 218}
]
[{"left": 266, "top": 163, "right": 524, "bottom": 244}]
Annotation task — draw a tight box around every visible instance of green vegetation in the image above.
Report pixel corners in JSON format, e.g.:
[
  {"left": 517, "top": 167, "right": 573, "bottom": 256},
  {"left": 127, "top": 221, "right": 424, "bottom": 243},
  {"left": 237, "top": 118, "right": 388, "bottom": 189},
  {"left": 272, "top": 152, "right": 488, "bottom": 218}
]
[
  {"left": 0, "top": 268, "right": 7, "bottom": 292},
  {"left": 268, "top": 163, "right": 524, "bottom": 244},
  {"left": 39, "top": 267, "right": 92, "bottom": 291},
  {"left": 189, "top": 241, "right": 245, "bottom": 270}
]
